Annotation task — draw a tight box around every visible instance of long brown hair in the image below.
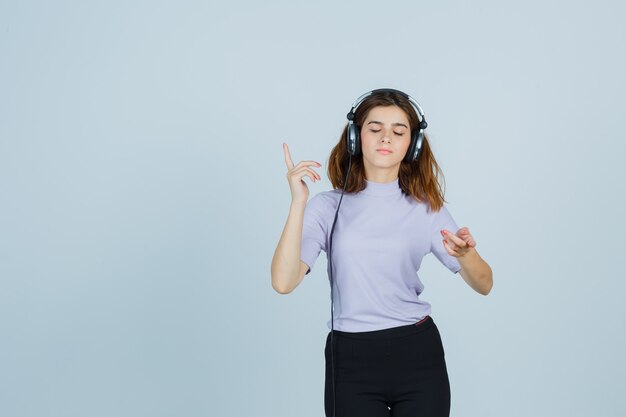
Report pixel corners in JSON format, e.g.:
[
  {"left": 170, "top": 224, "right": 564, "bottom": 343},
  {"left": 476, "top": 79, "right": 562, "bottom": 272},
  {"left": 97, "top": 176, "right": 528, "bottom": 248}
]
[{"left": 327, "top": 90, "right": 449, "bottom": 212}]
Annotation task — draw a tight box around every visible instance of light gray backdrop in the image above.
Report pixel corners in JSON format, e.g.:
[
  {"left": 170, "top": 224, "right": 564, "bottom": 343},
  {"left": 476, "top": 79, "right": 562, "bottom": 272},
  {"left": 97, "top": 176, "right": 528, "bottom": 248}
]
[{"left": 1, "top": 1, "right": 624, "bottom": 416}]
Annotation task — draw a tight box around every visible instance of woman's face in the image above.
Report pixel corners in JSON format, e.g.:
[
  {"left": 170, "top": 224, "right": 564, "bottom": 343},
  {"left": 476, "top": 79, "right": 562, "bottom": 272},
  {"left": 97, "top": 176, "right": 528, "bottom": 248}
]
[{"left": 360, "top": 105, "right": 411, "bottom": 176}]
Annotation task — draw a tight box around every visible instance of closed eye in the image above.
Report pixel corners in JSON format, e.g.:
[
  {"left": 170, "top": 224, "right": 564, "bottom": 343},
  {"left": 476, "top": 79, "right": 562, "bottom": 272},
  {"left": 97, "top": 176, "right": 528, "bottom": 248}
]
[{"left": 369, "top": 129, "right": 406, "bottom": 136}]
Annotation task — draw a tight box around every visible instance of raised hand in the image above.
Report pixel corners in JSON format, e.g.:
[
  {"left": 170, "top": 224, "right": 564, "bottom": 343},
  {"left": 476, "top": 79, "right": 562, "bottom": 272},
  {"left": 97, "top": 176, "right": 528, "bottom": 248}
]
[
  {"left": 283, "top": 142, "right": 322, "bottom": 204},
  {"left": 440, "top": 227, "right": 476, "bottom": 258}
]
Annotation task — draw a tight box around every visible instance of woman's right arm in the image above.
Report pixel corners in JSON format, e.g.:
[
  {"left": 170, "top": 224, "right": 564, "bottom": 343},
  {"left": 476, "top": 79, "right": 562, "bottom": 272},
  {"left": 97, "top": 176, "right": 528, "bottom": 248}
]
[
  {"left": 271, "top": 143, "right": 321, "bottom": 294},
  {"left": 271, "top": 200, "right": 310, "bottom": 294}
]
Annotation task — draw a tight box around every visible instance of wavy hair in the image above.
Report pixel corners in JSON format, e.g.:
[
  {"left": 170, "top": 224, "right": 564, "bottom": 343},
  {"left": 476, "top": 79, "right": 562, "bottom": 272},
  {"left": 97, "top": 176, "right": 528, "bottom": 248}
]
[{"left": 327, "top": 90, "right": 449, "bottom": 212}]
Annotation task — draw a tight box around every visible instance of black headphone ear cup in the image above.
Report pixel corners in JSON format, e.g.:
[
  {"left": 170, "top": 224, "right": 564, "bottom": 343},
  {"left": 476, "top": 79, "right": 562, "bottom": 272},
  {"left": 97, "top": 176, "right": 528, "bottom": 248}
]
[
  {"left": 347, "top": 122, "right": 361, "bottom": 156},
  {"left": 404, "top": 129, "right": 424, "bottom": 162},
  {"left": 414, "top": 129, "right": 424, "bottom": 161}
]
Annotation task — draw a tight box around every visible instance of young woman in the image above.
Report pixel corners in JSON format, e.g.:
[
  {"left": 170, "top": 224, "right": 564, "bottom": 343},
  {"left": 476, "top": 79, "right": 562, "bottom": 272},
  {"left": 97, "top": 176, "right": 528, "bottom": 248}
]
[{"left": 271, "top": 89, "right": 493, "bottom": 417}]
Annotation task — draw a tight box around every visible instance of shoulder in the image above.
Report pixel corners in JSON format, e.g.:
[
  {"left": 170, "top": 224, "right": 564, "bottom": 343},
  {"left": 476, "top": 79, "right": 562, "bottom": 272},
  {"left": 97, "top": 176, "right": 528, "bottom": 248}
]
[
  {"left": 421, "top": 200, "right": 456, "bottom": 224},
  {"left": 416, "top": 199, "right": 437, "bottom": 216},
  {"left": 307, "top": 189, "right": 343, "bottom": 210},
  {"left": 420, "top": 198, "right": 452, "bottom": 214},
  {"left": 303, "top": 190, "right": 344, "bottom": 228}
]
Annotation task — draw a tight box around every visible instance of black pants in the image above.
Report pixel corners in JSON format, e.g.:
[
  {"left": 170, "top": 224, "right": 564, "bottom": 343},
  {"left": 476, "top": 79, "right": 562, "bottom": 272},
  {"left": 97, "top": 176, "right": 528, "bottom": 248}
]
[{"left": 324, "top": 316, "right": 451, "bottom": 417}]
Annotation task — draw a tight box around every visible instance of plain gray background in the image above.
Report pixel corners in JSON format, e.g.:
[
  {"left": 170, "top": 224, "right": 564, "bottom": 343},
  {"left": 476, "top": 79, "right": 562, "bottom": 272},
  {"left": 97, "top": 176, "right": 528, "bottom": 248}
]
[{"left": 1, "top": 1, "right": 625, "bottom": 416}]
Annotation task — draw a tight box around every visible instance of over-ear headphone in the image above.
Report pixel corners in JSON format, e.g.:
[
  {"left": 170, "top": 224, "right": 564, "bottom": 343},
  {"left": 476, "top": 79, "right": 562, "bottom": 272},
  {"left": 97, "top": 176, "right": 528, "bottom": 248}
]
[{"left": 346, "top": 88, "right": 428, "bottom": 163}]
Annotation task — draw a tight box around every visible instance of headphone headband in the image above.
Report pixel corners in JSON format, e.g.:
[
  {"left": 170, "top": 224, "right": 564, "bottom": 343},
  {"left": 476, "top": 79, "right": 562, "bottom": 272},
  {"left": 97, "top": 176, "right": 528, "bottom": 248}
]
[{"left": 347, "top": 88, "right": 427, "bottom": 128}]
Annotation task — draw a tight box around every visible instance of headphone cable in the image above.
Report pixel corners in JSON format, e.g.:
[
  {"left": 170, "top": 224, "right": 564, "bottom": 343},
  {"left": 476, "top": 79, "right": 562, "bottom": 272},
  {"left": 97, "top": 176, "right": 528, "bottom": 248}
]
[{"left": 328, "top": 154, "right": 352, "bottom": 417}]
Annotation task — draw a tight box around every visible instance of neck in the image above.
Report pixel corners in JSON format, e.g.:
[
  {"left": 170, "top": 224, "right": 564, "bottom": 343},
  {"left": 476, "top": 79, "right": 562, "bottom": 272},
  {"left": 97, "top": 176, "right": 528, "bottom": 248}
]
[
  {"left": 363, "top": 164, "right": 400, "bottom": 183},
  {"left": 360, "top": 177, "right": 402, "bottom": 197}
]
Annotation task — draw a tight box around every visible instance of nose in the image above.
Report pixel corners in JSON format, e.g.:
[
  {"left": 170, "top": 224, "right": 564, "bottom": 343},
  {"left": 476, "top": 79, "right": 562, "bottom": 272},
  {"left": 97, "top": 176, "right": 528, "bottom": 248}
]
[{"left": 380, "top": 131, "right": 391, "bottom": 143}]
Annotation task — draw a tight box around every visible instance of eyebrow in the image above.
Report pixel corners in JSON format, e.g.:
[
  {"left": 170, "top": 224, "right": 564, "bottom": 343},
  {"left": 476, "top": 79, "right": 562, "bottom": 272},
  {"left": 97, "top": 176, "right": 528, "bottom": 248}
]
[{"left": 367, "top": 121, "right": 409, "bottom": 129}]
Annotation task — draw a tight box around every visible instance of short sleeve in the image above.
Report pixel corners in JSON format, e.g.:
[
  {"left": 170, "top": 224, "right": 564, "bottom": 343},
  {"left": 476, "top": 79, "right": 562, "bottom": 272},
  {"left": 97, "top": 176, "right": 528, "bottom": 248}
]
[
  {"left": 300, "top": 193, "right": 330, "bottom": 275},
  {"left": 430, "top": 205, "right": 462, "bottom": 274}
]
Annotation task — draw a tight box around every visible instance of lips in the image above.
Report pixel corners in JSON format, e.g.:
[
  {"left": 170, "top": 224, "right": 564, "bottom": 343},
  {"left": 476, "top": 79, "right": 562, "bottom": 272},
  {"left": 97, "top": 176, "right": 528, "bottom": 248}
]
[{"left": 377, "top": 149, "right": 392, "bottom": 154}]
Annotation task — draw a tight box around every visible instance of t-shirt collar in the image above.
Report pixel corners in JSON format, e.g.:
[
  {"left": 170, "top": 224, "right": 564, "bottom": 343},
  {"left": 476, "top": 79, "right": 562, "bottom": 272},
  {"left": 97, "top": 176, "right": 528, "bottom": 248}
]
[{"left": 360, "top": 178, "right": 402, "bottom": 197}]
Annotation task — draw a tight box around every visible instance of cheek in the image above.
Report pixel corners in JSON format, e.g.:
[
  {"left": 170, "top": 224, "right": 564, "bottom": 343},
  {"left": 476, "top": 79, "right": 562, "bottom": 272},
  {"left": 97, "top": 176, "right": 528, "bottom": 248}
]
[
  {"left": 360, "top": 130, "right": 377, "bottom": 145},
  {"left": 400, "top": 137, "right": 411, "bottom": 151}
]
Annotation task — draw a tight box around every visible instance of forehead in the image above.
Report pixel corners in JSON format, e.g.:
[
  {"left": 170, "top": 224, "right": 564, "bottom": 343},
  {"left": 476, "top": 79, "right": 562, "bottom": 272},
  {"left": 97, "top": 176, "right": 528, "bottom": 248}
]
[{"left": 364, "top": 105, "right": 410, "bottom": 125}]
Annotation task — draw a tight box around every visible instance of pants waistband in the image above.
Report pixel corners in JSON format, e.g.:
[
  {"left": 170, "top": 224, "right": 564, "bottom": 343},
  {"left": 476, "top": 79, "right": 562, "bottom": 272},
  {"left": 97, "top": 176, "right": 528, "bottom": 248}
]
[{"left": 330, "top": 316, "right": 434, "bottom": 340}]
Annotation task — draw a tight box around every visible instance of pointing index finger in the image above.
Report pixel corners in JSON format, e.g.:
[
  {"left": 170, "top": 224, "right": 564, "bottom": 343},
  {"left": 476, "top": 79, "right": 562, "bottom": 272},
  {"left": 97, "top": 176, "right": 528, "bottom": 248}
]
[{"left": 283, "top": 142, "right": 295, "bottom": 169}]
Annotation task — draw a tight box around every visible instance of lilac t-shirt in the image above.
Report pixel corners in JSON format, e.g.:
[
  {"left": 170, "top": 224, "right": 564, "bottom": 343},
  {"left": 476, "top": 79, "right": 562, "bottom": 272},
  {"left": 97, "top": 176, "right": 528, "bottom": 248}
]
[{"left": 300, "top": 178, "right": 462, "bottom": 332}]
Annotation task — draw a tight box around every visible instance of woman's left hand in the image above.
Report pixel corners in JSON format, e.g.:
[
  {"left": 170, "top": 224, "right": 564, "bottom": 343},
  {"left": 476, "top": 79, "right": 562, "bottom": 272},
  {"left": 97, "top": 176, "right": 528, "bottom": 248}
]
[{"left": 440, "top": 227, "right": 476, "bottom": 258}]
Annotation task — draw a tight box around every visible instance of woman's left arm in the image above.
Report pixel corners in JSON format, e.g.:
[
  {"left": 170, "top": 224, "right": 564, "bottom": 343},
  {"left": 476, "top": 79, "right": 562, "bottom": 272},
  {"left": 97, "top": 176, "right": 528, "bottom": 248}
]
[{"left": 441, "top": 227, "right": 493, "bottom": 296}]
